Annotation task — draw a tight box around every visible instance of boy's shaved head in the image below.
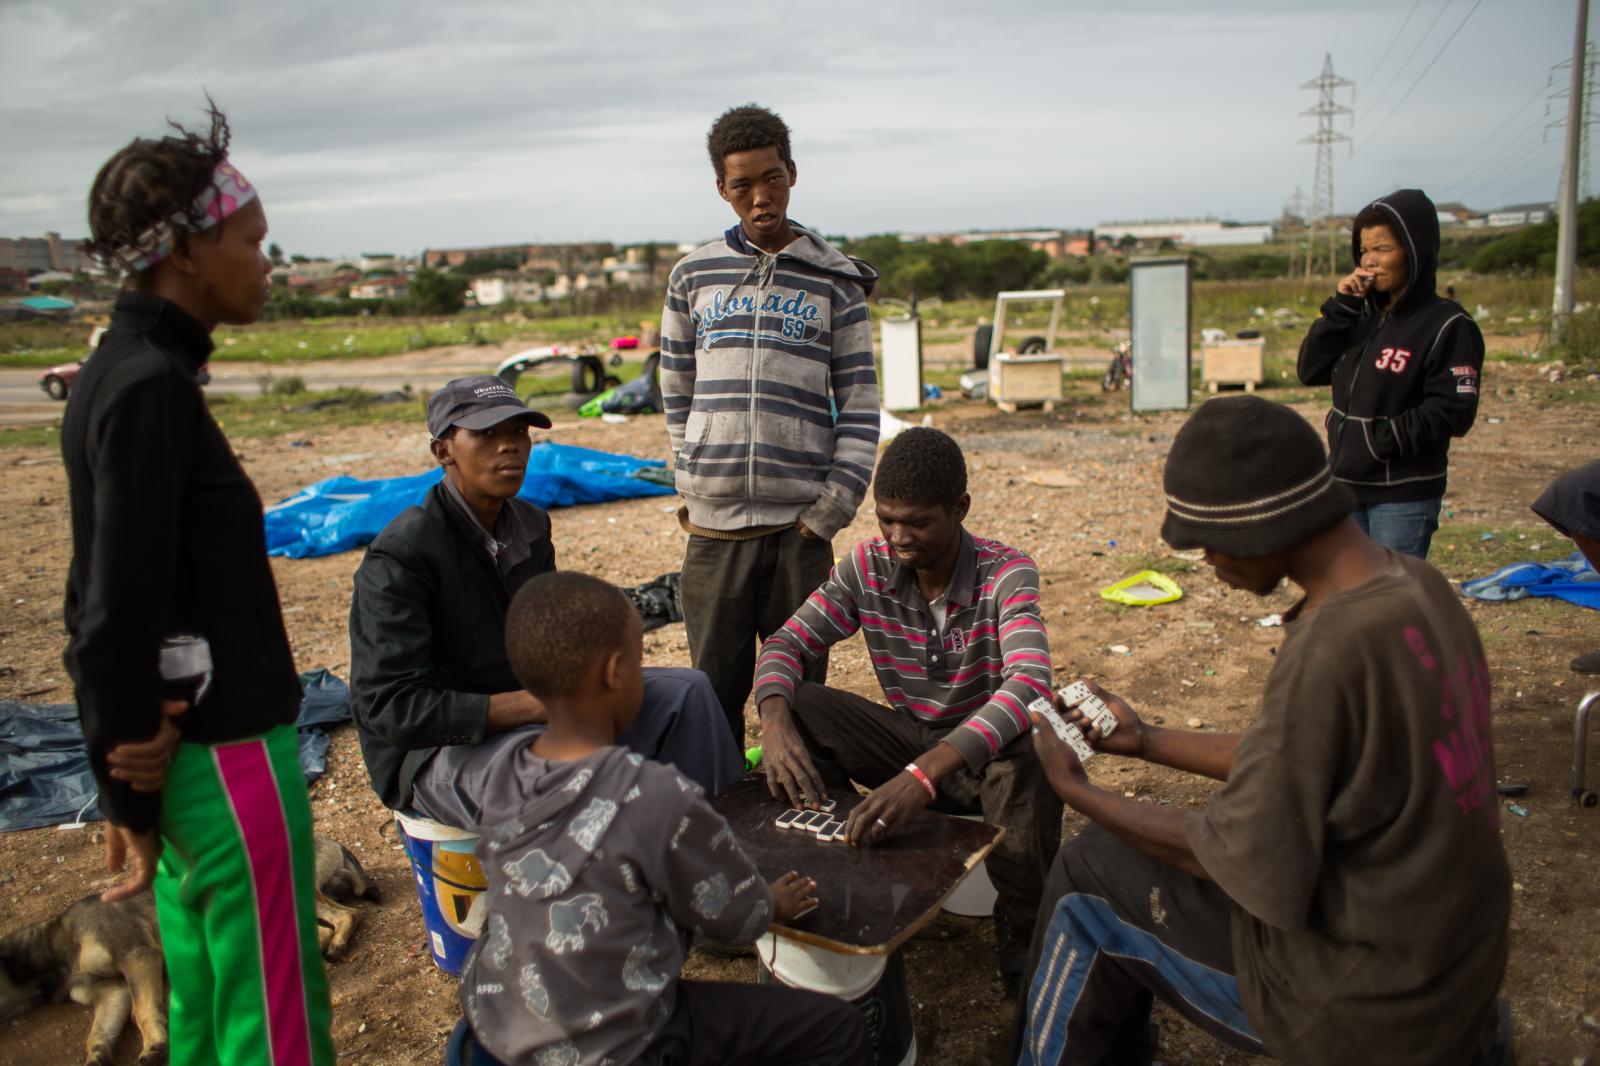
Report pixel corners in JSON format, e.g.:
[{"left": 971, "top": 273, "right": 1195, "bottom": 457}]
[{"left": 505, "top": 572, "right": 638, "bottom": 699}]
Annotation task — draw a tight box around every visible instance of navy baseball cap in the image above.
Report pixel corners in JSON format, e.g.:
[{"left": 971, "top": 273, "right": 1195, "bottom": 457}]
[{"left": 426, "top": 375, "right": 552, "bottom": 438}]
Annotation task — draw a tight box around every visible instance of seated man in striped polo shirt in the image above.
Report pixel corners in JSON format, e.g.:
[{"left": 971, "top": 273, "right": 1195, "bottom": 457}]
[{"left": 753, "top": 426, "right": 1063, "bottom": 996}]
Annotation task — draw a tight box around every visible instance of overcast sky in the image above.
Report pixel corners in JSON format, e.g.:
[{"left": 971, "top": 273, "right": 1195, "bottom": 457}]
[{"left": 0, "top": 0, "right": 1588, "bottom": 258}]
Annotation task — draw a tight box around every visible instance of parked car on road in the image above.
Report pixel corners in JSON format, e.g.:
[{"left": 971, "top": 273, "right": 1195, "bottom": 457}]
[
  {"left": 39, "top": 358, "right": 81, "bottom": 400},
  {"left": 38, "top": 327, "right": 106, "bottom": 401}
]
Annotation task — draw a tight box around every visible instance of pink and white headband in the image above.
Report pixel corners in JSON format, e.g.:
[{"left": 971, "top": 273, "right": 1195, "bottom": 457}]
[{"left": 112, "top": 159, "right": 258, "bottom": 274}]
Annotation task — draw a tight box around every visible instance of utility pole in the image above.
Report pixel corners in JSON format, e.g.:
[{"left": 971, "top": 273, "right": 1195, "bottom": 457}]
[
  {"left": 1553, "top": 0, "right": 1590, "bottom": 347},
  {"left": 1301, "top": 55, "right": 1355, "bottom": 278}
]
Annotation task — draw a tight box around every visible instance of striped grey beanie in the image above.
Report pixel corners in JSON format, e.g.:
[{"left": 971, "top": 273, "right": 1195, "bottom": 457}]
[{"left": 1161, "top": 396, "right": 1355, "bottom": 556}]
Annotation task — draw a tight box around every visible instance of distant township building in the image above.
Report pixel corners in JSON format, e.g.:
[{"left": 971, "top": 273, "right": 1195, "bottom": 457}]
[
  {"left": 471, "top": 274, "right": 545, "bottom": 306},
  {"left": 421, "top": 241, "right": 617, "bottom": 272},
  {"left": 1485, "top": 203, "right": 1553, "bottom": 227},
  {"left": 898, "top": 229, "right": 1089, "bottom": 258},
  {"left": 1092, "top": 218, "right": 1274, "bottom": 247},
  {"left": 0, "top": 232, "right": 95, "bottom": 273},
  {"left": 349, "top": 276, "right": 408, "bottom": 300}
]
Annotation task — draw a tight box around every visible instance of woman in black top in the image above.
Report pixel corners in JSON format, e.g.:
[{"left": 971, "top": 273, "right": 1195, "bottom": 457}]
[{"left": 65, "top": 102, "right": 333, "bottom": 1065}]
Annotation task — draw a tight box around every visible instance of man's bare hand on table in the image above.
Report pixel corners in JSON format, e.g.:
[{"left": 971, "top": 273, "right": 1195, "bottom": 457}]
[
  {"left": 844, "top": 742, "right": 965, "bottom": 847},
  {"left": 757, "top": 695, "right": 828, "bottom": 810}
]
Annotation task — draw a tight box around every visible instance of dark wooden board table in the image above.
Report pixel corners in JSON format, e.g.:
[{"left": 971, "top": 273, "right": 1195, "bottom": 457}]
[{"left": 711, "top": 775, "right": 1003, "bottom": 956}]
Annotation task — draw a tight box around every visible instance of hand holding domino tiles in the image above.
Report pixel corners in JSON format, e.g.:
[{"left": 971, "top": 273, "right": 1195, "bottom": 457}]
[{"left": 1058, "top": 679, "right": 1145, "bottom": 759}]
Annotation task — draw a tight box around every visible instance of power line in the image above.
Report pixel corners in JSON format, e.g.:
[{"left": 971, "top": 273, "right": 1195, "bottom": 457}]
[
  {"left": 1457, "top": 135, "right": 1560, "bottom": 202},
  {"left": 1485, "top": 161, "right": 1565, "bottom": 207},
  {"left": 1432, "top": 83, "right": 1549, "bottom": 189},
  {"left": 1359, "top": 0, "right": 1485, "bottom": 153},
  {"left": 1363, "top": 0, "right": 1427, "bottom": 91},
  {"left": 1362, "top": 0, "right": 1455, "bottom": 126},
  {"left": 1455, "top": 138, "right": 1562, "bottom": 206},
  {"left": 1437, "top": 119, "right": 1548, "bottom": 198}
]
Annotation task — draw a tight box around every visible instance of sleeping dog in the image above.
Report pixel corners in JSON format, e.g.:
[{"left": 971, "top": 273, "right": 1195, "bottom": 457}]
[{"left": 0, "top": 832, "right": 380, "bottom": 1066}]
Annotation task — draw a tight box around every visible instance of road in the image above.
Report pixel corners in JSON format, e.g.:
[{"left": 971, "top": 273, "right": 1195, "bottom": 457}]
[{"left": 0, "top": 339, "right": 554, "bottom": 427}]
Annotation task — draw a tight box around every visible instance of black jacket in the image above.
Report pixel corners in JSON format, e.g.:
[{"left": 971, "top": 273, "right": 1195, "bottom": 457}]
[
  {"left": 1297, "top": 188, "right": 1485, "bottom": 504},
  {"left": 61, "top": 292, "right": 302, "bottom": 832},
  {"left": 348, "top": 484, "right": 555, "bottom": 810}
]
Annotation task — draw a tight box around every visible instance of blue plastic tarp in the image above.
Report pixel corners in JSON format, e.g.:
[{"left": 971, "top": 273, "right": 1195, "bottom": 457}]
[
  {"left": 0, "top": 702, "right": 100, "bottom": 831},
  {"left": 265, "top": 442, "right": 675, "bottom": 559},
  {"left": 1, "top": 672, "right": 353, "bottom": 832},
  {"left": 1459, "top": 550, "right": 1600, "bottom": 610}
]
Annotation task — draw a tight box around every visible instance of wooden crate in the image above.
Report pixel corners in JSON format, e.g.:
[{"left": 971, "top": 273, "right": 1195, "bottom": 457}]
[
  {"left": 1201, "top": 339, "right": 1266, "bottom": 392},
  {"left": 988, "top": 353, "right": 1063, "bottom": 412}
]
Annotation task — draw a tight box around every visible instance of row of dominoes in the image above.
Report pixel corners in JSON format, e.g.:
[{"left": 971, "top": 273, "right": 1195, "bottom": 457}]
[
  {"left": 1059, "top": 681, "right": 1118, "bottom": 739},
  {"left": 776, "top": 808, "right": 846, "bottom": 841}
]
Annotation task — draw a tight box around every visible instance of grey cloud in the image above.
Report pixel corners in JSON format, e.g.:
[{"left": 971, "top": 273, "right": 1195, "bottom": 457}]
[{"left": 1, "top": 0, "right": 1580, "bottom": 253}]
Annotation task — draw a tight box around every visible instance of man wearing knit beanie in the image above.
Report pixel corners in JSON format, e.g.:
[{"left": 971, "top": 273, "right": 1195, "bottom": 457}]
[{"left": 1015, "top": 397, "right": 1512, "bottom": 1066}]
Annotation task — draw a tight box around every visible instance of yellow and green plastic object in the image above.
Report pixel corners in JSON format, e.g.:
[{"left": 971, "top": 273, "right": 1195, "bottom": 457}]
[{"left": 1100, "top": 570, "right": 1183, "bottom": 606}]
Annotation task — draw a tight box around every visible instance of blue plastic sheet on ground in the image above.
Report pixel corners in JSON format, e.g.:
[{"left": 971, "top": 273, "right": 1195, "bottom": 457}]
[
  {"left": 1, "top": 672, "right": 353, "bottom": 832},
  {"left": 0, "top": 702, "right": 99, "bottom": 831},
  {"left": 1459, "top": 550, "right": 1600, "bottom": 610},
  {"left": 264, "top": 442, "right": 675, "bottom": 559}
]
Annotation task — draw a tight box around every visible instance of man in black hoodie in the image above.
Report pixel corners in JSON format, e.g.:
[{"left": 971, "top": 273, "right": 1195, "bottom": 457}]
[{"left": 1297, "top": 188, "right": 1485, "bottom": 559}]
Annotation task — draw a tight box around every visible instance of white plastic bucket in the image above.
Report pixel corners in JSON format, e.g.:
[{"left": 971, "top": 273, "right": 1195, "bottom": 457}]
[
  {"left": 757, "top": 936, "right": 916, "bottom": 1066},
  {"left": 758, "top": 933, "right": 887, "bottom": 1000},
  {"left": 393, "top": 812, "right": 486, "bottom": 975},
  {"left": 941, "top": 814, "right": 998, "bottom": 917}
]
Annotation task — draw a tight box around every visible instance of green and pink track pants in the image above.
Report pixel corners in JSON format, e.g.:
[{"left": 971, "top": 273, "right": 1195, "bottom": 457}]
[{"left": 153, "top": 723, "right": 334, "bottom": 1065}]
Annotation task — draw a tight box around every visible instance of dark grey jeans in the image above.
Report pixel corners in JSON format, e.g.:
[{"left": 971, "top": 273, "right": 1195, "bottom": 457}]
[
  {"left": 410, "top": 667, "right": 742, "bottom": 827},
  {"left": 679, "top": 528, "right": 834, "bottom": 748}
]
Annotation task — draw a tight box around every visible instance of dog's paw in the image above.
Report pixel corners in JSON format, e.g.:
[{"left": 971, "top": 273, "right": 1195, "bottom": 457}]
[
  {"left": 88, "top": 1053, "right": 114, "bottom": 1066},
  {"left": 135, "top": 1041, "right": 168, "bottom": 1066}
]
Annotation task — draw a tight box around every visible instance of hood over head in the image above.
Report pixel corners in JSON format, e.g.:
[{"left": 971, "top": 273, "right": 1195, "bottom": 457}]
[
  {"left": 724, "top": 221, "right": 879, "bottom": 298},
  {"left": 474, "top": 745, "right": 646, "bottom": 892},
  {"left": 1351, "top": 188, "right": 1439, "bottom": 314}
]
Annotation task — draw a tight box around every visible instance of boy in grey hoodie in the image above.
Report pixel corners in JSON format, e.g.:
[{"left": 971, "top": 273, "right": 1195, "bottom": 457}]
[
  {"left": 660, "top": 104, "right": 881, "bottom": 747},
  {"left": 458, "top": 571, "right": 869, "bottom": 1066}
]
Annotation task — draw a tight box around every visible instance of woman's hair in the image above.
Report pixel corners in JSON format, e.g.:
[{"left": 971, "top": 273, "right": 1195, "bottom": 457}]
[{"left": 86, "top": 99, "right": 232, "bottom": 277}]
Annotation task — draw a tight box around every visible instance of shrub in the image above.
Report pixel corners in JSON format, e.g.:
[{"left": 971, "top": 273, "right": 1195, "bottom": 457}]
[{"left": 270, "top": 374, "right": 307, "bottom": 397}]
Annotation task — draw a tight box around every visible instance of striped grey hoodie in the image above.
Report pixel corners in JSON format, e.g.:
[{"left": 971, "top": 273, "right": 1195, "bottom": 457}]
[{"left": 660, "top": 223, "right": 880, "bottom": 539}]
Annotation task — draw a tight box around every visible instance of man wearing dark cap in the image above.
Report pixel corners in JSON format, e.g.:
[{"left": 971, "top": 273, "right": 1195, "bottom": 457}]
[
  {"left": 349, "top": 376, "right": 742, "bottom": 826},
  {"left": 1015, "top": 396, "right": 1511, "bottom": 1066}
]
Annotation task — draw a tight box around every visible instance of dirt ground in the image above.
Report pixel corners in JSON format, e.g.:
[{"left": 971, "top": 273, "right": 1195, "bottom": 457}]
[{"left": 1, "top": 362, "right": 1597, "bottom": 1066}]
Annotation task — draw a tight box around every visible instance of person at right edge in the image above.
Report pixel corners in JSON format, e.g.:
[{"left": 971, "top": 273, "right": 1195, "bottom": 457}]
[{"left": 1297, "top": 187, "right": 1485, "bottom": 560}]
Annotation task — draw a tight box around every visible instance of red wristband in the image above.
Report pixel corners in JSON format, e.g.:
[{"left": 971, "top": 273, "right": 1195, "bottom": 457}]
[{"left": 904, "top": 762, "right": 937, "bottom": 801}]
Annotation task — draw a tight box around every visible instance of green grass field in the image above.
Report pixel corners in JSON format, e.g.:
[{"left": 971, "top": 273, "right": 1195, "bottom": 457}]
[
  {"left": 0, "top": 309, "right": 659, "bottom": 369},
  {"left": 9, "top": 271, "right": 1596, "bottom": 371}
]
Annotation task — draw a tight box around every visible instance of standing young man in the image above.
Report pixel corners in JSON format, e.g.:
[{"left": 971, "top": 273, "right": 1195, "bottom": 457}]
[
  {"left": 660, "top": 104, "right": 881, "bottom": 746},
  {"left": 1297, "top": 188, "right": 1485, "bottom": 559}
]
